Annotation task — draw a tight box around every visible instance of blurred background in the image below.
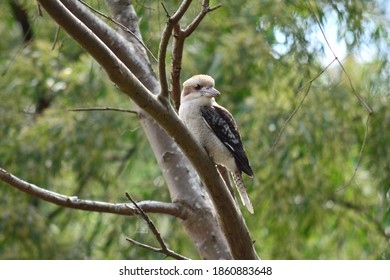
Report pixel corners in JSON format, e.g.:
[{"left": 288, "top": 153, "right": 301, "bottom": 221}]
[{"left": 0, "top": 0, "right": 389, "bottom": 259}]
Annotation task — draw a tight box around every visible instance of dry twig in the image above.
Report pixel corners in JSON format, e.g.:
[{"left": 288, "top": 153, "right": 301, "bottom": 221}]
[
  {"left": 68, "top": 107, "right": 138, "bottom": 114},
  {"left": 307, "top": 0, "right": 373, "bottom": 189},
  {"left": 125, "top": 193, "right": 190, "bottom": 260}
]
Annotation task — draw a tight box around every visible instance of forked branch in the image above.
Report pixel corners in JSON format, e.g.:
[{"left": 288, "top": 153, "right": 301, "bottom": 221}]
[
  {"left": 158, "top": 0, "right": 222, "bottom": 107},
  {"left": 125, "top": 193, "right": 190, "bottom": 260},
  {"left": 171, "top": 0, "right": 222, "bottom": 110}
]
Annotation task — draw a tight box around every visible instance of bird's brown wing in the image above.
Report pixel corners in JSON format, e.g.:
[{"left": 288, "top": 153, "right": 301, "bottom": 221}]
[{"left": 200, "top": 105, "right": 253, "bottom": 177}]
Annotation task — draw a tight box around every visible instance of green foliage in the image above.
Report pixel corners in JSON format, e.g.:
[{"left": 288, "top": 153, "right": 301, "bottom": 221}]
[{"left": 0, "top": 0, "right": 389, "bottom": 259}]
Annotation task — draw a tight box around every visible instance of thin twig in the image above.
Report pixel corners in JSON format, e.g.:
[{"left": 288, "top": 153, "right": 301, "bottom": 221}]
[
  {"left": 337, "top": 114, "right": 371, "bottom": 191},
  {"left": 338, "top": 62, "right": 373, "bottom": 114},
  {"left": 125, "top": 193, "right": 190, "bottom": 260},
  {"left": 267, "top": 58, "right": 337, "bottom": 154},
  {"left": 269, "top": 2, "right": 373, "bottom": 193},
  {"left": 68, "top": 107, "right": 138, "bottom": 114},
  {"left": 295, "top": 57, "right": 337, "bottom": 96},
  {"left": 266, "top": 58, "right": 336, "bottom": 156},
  {"left": 126, "top": 193, "right": 168, "bottom": 250},
  {"left": 37, "top": 3, "right": 43, "bottom": 17},
  {"left": 77, "top": 0, "right": 157, "bottom": 62},
  {"left": 51, "top": 25, "right": 61, "bottom": 50},
  {"left": 125, "top": 236, "right": 167, "bottom": 254},
  {"left": 160, "top": 2, "right": 170, "bottom": 17},
  {"left": 307, "top": 0, "right": 373, "bottom": 115},
  {"left": 182, "top": 2, "right": 222, "bottom": 36},
  {"left": 269, "top": 82, "right": 312, "bottom": 153},
  {"left": 307, "top": 0, "right": 373, "bottom": 190}
]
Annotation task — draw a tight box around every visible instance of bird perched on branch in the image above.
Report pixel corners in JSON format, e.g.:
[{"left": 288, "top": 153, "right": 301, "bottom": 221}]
[{"left": 178, "top": 74, "right": 254, "bottom": 213}]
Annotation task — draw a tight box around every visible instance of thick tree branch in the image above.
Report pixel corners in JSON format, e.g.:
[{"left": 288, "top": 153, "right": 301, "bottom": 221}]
[
  {"left": 171, "top": 24, "right": 185, "bottom": 110},
  {"left": 0, "top": 168, "right": 187, "bottom": 219}
]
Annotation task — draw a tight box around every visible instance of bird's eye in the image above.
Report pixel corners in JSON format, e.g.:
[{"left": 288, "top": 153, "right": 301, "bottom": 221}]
[{"left": 194, "top": 84, "right": 202, "bottom": 90}]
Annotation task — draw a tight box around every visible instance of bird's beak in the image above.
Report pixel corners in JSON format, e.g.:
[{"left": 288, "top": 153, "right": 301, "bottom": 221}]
[{"left": 200, "top": 87, "right": 220, "bottom": 98}]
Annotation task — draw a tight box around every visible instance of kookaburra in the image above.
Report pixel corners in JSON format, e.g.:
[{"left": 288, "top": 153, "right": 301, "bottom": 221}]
[{"left": 179, "top": 74, "right": 254, "bottom": 213}]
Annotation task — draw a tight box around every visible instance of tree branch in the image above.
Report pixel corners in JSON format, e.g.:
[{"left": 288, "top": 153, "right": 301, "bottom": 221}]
[
  {"left": 264, "top": 57, "right": 336, "bottom": 157},
  {"left": 125, "top": 193, "right": 190, "bottom": 260},
  {"left": 68, "top": 107, "right": 138, "bottom": 114},
  {"left": 0, "top": 167, "right": 187, "bottom": 219},
  {"left": 171, "top": 0, "right": 222, "bottom": 110},
  {"left": 307, "top": 0, "right": 373, "bottom": 115},
  {"left": 157, "top": 0, "right": 193, "bottom": 102},
  {"left": 182, "top": 1, "right": 222, "bottom": 36},
  {"left": 306, "top": 0, "right": 373, "bottom": 191}
]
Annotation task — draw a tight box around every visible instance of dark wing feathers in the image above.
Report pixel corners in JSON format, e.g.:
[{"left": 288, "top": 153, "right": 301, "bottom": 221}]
[{"left": 200, "top": 105, "right": 253, "bottom": 177}]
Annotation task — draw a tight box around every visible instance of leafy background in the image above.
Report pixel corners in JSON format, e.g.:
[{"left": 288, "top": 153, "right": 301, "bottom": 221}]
[{"left": 0, "top": 0, "right": 389, "bottom": 259}]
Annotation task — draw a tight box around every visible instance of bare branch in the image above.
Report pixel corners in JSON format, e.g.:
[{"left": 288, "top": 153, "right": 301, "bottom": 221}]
[
  {"left": 265, "top": 57, "right": 337, "bottom": 157},
  {"left": 51, "top": 25, "right": 61, "bottom": 50},
  {"left": 295, "top": 57, "right": 337, "bottom": 96},
  {"left": 307, "top": 0, "right": 373, "bottom": 191},
  {"left": 182, "top": 1, "right": 222, "bottom": 36},
  {"left": 337, "top": 114, "right": 371, "bottom": 191},
  {"left": 125, "top": 193, "right": 190, "bottom": 260},
  {"left": 0, "top": 167, "right": 187, "bottom": 219},
  {"left": 171, "top": 0, "right": 222, "bottom": 110},
  {"left": 68, "top": 107, "right": 138, "bottom": 114},
  {"left": 307, "top": 0, "right": 373, "bottom": 115},
  {"left": 281, "top": 85, "right": 311, "bottom": 139},
  {"left": 157, "top": 0, "right": 193, "bottom": 102},
  {"left": 160, "top": 2, "right": 170, "bottom": 17}
]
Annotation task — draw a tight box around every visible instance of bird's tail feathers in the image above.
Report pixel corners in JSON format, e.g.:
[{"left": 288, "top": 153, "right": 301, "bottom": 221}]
[{"left": 232, "top": 171, "right": 254, "bottom": 214}]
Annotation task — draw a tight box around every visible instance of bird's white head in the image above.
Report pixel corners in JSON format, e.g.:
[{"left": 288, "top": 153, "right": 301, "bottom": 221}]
[{"left": 180, "top": 74, "right": 220, "bottom": 105}]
